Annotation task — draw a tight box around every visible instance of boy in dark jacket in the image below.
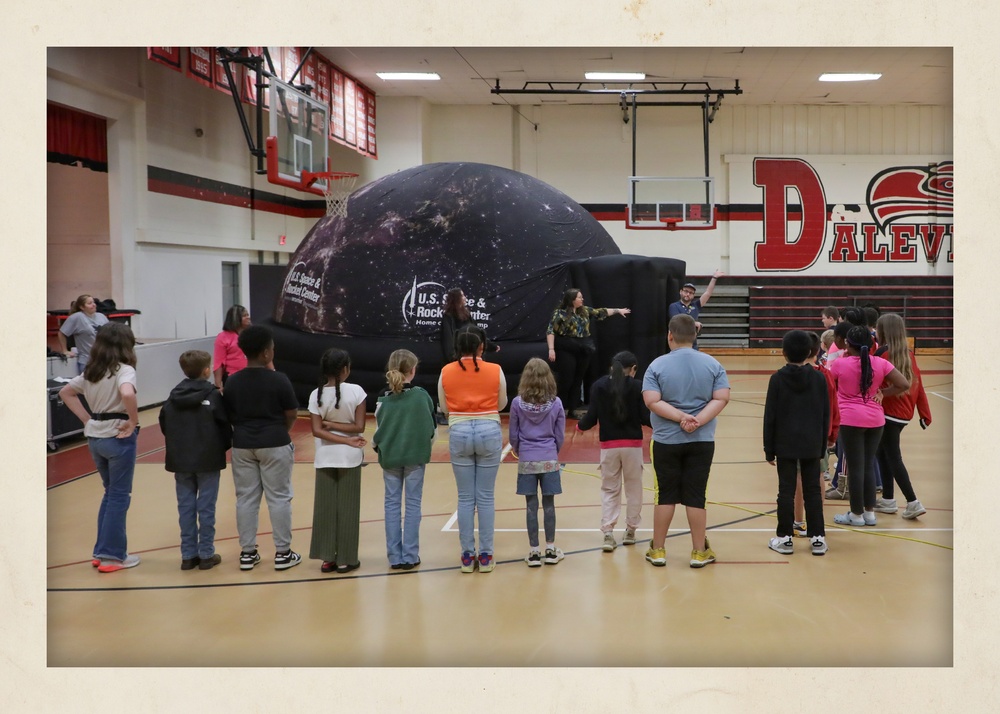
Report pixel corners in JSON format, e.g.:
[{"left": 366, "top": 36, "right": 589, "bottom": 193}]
[
  {"left": 158, "top": 350, "right": 231, "bottom": 570},
  {"left": 763, "top": 331, "right": 830, "bottom": 556}
]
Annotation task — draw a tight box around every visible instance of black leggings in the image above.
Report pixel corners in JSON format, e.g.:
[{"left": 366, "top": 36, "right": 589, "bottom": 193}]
[
  {"left": 875, "top": 420, "right": 917, "bottom": 503},
  {"left": 553, "top": 335, "right": 596, "bottom": 412},
  {"left": 840, "top": 425, "right": 883, "bottom": 514},
  {"left": 525, "top": 494, "right": 556, "bottom": 548}
]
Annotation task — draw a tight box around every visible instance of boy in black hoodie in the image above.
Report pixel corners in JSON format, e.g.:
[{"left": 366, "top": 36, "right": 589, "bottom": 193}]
[
  {"left": 763, "top": 331, "right": 830, "bottom": 556},
  {"left": 158, "top": 350, "right": 231, "bottom": 570}
]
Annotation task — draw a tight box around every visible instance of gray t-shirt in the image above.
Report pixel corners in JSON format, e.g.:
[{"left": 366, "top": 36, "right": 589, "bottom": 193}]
[
  {"left": 641, "top": 347, "right": 729, "bottom": 444},
  {"left": 60, "top": 311, "right": 109, "bottom": 365},
  {"left": 66, "top": 364, "right": 137, "bottom": 438}
]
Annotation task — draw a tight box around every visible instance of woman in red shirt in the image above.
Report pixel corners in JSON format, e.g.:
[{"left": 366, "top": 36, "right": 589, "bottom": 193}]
[{"left": 213, "top": 305, "right": 251, "bottom": 390}]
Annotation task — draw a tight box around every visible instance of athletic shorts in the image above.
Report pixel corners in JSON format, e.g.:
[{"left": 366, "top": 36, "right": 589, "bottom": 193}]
[
  {"left": 516, "top": 470, "right": 562, "bottom": 496},
  {"left": 650, "top": 440, "right": 715, "bottom": 508}
]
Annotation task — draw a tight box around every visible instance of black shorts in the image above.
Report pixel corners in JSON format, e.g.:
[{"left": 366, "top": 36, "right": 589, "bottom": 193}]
[{"left": 650, "top": 440, "right": 715, "bottom": 508}]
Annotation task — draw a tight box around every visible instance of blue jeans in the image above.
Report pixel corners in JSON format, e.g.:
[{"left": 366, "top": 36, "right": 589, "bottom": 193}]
[
  {"left": 383, "top": 464, "right": 426, "bottom": 565},
  {"left": 89, "top": 431, "right": 139, "bottom": 561},
  {"left": 175, "top": 471, "right": 221, "bottom": 560},
  {"left": 449, "top": 419, "right": 502, "bottom": 555}
]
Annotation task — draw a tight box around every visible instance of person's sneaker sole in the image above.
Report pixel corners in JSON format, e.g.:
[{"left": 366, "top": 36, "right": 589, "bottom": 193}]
[
  {"left": 602, "top": 537, "right": 617, "bottom": 552},
  {"left": 811, "top": 541, "right": 829, "bottom": 556},
  {"left": 525, "top": 554, "right": 542, "bottom": 567},
  {"left": 902, "top": 507, "right": 927, "bottom": 520},
  {"left": 623, "top": 532, "right": 637, "bottom": 546},
  {"left": 768, "top": 539, "right": 794, "bottom": 555},
  {"left": 97, "top": 554, "right": 140, "bottom": 572},
  {"left": 240, "top": 553, "right": 261, "bottom": 570},
  {"left": 689, "top": 556, "right": 716, "bottom": 568},
  {"left": 645, "top": 551, "right": 666, "bottom": 567}
]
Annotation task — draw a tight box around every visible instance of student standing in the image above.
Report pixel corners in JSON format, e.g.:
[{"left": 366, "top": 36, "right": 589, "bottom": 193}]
[
  {"left": 508, "top": 358, "right": 566, "bottom": 566},
  {"left": 439, "top": 329, "right": 508, "bottom": 573},
  {"left": 763, "top": 331, "right": 831, "bottom": 556},
  {"left": 308, "top": 348, "right": 368, "bottom": 574},
  {"left": 641, "top": 315, "right": 730, "bottom": 568},
  {"left": 372, "top": 349, "right": 436, "bottom": 570},
  {"left": 222, "top": 325, "right": 302, "bottom": 571},
  {"left": 577, "top": 351, "right": 649, "bottom": 552},
  {"left": 58, "top": 323, "right": 141, "bottom": 572},
  {"left": 158, "top": 350, "right": 231, "bottom": 570}
]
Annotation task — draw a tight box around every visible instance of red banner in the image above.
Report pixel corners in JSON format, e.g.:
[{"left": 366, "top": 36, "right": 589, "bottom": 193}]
[
  {"left": 187, "top": 47, "right": 214, "bottom": 88},
  {"left": 344, "top": 77, "right": 357, "bottom": 146},
  {"left": 147, "top": 47, "right": 181, "bottom": 71},
  {"left": 366, "top": 90, "right": 377, "bottom": 158},
  {"left": 331, "top": 68, "right": 345, "bottom": 142},
  {"left": 213, "top": 50, "right": 238, "bottom": 95}
]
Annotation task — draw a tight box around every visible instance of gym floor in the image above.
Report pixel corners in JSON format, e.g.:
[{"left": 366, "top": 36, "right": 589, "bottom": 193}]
[{"left": 46, "top": 354, "right": 953, "bottom": 667}]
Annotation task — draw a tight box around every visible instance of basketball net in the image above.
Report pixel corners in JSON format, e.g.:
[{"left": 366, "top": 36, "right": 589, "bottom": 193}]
[{"left": 317, "top": 172, "right": 359, "bottom": 217}]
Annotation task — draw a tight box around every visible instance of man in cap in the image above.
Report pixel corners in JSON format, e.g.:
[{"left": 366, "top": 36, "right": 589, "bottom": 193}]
[{"left": 667, "top": 269, "right": 725, "bottom": 350}]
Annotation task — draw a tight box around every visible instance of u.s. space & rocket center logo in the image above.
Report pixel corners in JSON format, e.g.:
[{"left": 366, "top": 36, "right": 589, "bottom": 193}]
[{"left": 401, "top": 276, "right": 492, "bottom": 329}]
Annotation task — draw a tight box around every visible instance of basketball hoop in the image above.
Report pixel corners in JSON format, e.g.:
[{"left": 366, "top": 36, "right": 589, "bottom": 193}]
[
  {"left": 661, "top": 217, "right": 682, "bottom": 231},
  {"left": 308, "top": 171, "right": 359, "bottom": 217}
]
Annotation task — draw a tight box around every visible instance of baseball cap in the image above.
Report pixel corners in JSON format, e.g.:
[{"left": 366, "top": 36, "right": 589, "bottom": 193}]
[{"left": 682, "top": 282, "right": 696, "bottom": 290}]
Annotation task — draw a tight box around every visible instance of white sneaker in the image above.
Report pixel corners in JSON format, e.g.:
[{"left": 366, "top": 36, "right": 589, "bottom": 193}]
[
  {"left": 875, "top": 497, "right": 898, "bottom": 514},
  {"left": 544, "top": 547, "right": 565, "bottom": 564},
  {"left": 97, "top": 553, "right": 141, "bottom": 573},
  {"left": 768, "top": 536, "right": 793, "bottom": 554},
  {"left": 863, "top": 510, "right": 877, "bottom": 526},
  {"left": 622, "top": 527, "right": 637, "bottom": 545},
  {"left": 833, "top": 511, "right": 865, "bottom": 527},
  {"left": 902, "top": 500, "right": 927, "bottom": 520},
  {"left": 810, "top": 535, "right": 829, "bottom": 556},
  {"left": 602, "top": 532, "right": 617, "bottom": 552}
]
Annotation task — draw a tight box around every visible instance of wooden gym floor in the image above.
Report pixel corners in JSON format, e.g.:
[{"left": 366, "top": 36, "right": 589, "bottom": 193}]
[{"left": 46, "top": 355, "right": 953, "bottom": 667}]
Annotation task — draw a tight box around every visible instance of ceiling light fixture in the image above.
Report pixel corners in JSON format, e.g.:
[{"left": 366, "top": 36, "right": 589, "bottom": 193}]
[
  {"left": 818, "top": 73, "right": 882, "bottom": 82},
  {"left": 376, "top": 72, "right": 441, "bottom": 81},
  {"left": 584, "top": 72, "right": 646, "bottom": 81}
]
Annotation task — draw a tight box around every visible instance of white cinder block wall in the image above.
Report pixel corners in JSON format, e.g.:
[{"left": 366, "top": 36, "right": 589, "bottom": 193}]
[{"left": 47, "top": 48, "right": 952, "bottom": 339}]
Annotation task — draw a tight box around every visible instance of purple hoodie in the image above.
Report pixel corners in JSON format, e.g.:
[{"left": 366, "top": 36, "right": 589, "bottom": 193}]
[{"left": 508, "top": 396, "right": 566, "bottom": 462}]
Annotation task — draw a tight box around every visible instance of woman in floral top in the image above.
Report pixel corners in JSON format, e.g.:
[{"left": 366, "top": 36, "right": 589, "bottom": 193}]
[{"left": 545, "top": 288, "right": 630, "bottom": 416}]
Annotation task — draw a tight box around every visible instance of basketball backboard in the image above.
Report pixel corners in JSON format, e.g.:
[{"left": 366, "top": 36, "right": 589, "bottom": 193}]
[
  {"left": 627, "top": 176, "right": 715, "bottom": 230},
  {"left": 265, "top": 77, "right": 330, "bottom": 194}
]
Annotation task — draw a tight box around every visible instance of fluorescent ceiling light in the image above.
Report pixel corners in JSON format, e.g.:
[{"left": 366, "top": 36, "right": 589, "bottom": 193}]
[
  {"left": 819, "top": 73, "right": 882, "bottom": 82},
  {"left": 376, "top": 72, "right": 440, "bottom": 81},
  {"left": 585, "top": 71, "right": 646, "bottom": 81}
]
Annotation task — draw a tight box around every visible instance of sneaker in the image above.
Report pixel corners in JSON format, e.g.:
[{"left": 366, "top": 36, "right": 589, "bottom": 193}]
[
  {"left": 602, "top": 532, "right": 618, "bottom": 552},
  {"left": 91, "top": 558, "right": 100, "bottom": 568},
  {"left": 902, "top": 500, "right": 927, "bottom": 520},
  {"left": 825, "top": 486, "right": 848, "bottom": 500},
  {"left": 833, "top": 511, "right": 865, "bottom": 527},
  {"left": 875, "top": 497, "right": 898, "bottom": 514},
  {"left": 768, "top": 536, "right": 794, "bottom": 554},
  {"left": 97, "top": 553, "right": 141, "bottom": 573},
  {"left": 810, "top": 535, "right": 829, "bottom": 556},
  {"left": 239, "top": 549, "right": 261, "bottom": 570},
  {"left": 478, "top": 552, "right": 495, "bottom": 573},
  {"left": 862, "top": 511, "right": 877, "bottom": 526},
  {"left": 645, "top": 545, "right": 666, "bottom": 566},
  {"left": 623, "top": 527, "right": 637, "bottom": 545},
  {"left": 544, "top": 547, "right": 565, "bottom": 564},
  {"left": 274, "top": 550, "right": 302, "bottom": 570},
  {"left": 792, "top": 521, "right": 808, "bottom": 538},
  {"left": 180, "top": 556, "right": 201, "bottom": 570},
  {"left": 461, "top": 551, "right": 476, "bottom": 573},
  {"left": 690, "top": 539, "right": 716, "bottom": 568},
  {"left": 525, "top": 550, "right": 542, "bottom": 567},
  {"left": 198, "top": 554, "right": 222, "bottom": 570}
]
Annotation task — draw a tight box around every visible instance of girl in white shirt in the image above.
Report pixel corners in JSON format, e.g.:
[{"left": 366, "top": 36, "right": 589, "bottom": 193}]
[{"left": 308, "top": 348, "right": 368, "bottom": 574}]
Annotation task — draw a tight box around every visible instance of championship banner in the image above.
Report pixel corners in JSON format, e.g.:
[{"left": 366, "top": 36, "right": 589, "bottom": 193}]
[
  {"left": 355, "top": 85, "right": 368, "bottom": 153},
  {"left": 187, "top": 47, "right": 213, "bottom": 89},
  {"left": 343, "top": 76, "right": 357, "bottom": 146},
  {"left": 212, "top": 49, "right": 237, "bottom": 95},
  {"left": 330, "top": 67, "right": 345, "bottom": 141},
  {"left": 365, "top": 90, "right": 377, "bottom": 158},
  {"left": 147, "top": 47, "right": 181, "bottom": 71},
  {"left": 726, "top": 154, "right": 953, "bottom": 276}
]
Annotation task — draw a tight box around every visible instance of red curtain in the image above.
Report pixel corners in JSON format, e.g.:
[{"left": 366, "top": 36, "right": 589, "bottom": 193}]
[{"left": 47, "top": 103, "right": 108, "bottom": 172}]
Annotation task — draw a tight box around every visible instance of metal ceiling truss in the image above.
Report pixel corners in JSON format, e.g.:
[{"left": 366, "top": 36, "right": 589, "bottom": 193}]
[{"left": 493, "top": 79, "right": 742, "bottom": 183}]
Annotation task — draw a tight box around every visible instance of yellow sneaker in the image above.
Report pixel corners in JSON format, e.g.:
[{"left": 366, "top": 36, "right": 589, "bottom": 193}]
[
  {"left": 644, "top": 545, "right": 666, "bottom": 567},
  {"left": 690, "top": 538, "right": 716, "bottom": 568}
]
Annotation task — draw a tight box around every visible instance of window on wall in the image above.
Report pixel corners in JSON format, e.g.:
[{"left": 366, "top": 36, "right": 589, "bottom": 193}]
[{"left": 222, "top": 262, "right": 241, "bottom": 317}]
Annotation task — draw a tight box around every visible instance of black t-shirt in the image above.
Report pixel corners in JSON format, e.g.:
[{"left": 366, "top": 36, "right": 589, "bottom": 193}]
[{"left": 222, "top": 367, "right": 299, "bottom": 449}]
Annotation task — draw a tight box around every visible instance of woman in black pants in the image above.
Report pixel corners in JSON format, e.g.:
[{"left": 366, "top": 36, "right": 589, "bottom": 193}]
[{"left": 545, "top": 288, "right": 630, "bottom": 417}]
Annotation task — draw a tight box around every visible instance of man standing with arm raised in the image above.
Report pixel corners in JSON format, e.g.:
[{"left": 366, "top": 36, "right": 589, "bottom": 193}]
[
  {"left": 641, "top": 314, "right": 731, "bottom": 568},
  {"left": 667, "top": 269, "right": 725, "bottom": 350}
]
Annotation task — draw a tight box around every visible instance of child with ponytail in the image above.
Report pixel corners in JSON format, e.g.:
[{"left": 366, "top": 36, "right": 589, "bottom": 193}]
[
  {"left": 577, "top": 351, "right": 649, "bottom": 551},
  {"left": 372, "top": 349, "right": 437, "bottom": 570},
  {"left": 828, "top": 326, "right": 910, "bottom": 527},
  {"left": 308, "top": 348, "right": 368, "bottom": 574}
]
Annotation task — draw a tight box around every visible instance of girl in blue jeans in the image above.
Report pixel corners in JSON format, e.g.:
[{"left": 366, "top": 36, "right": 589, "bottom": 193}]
[
  {"left": 372, "top": 349, "right": 437, "bottom": 570},
  {"left": 438, "top": 328, "right": 508, "bottom": 573},
  {"left": 59, "top": 323, "right": 141, "bottom": 573}
]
